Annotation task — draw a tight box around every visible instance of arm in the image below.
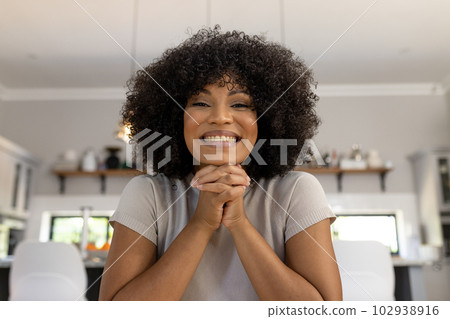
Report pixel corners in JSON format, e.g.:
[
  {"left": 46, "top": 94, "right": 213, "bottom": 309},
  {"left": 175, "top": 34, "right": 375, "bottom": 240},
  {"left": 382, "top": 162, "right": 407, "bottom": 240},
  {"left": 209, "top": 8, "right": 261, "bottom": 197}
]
[
  {"left": 99, "top": 166, "right": 245, "bottom": 301},
  {"left": 229, "top": 218, "right": 342, "bottom": 300},
  {"left": 285, "top": 219, "right": 342, "bottom": 300},
  {"left": 99, "top": 219, "right": 214, "bottom": 300}
]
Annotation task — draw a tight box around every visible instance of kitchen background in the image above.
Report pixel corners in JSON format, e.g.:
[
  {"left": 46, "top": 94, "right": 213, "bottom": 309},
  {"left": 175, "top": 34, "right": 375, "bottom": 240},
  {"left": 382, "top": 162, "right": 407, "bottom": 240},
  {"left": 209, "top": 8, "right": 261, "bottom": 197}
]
[{"left": 0, "top": 0, "right": 449, "bottom": 301}]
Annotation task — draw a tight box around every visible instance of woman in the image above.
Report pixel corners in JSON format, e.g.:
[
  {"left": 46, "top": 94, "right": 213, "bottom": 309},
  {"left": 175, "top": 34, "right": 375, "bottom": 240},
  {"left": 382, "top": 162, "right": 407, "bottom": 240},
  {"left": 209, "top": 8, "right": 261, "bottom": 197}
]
[{"left": 99, "top": 26, "right": 342, "bottom": 301}]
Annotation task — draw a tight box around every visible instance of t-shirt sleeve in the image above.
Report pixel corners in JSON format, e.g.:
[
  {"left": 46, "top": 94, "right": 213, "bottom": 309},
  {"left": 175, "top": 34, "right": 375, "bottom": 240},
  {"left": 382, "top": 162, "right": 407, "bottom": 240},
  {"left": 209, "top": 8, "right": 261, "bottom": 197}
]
[
  {"left": 284, "top": 173, "right": 335, "bottom": 243},
  {"left": 109, "top": 175, "right": 158, "bottom": 245}
]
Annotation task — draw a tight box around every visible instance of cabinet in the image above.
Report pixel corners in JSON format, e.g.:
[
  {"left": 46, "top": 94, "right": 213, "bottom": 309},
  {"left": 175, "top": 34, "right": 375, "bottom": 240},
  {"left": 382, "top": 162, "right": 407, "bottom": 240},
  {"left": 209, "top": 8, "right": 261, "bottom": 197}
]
[
  {"left": 0, "top": 152, "right": 13, "bottom": 213},
  {"left": 0, "top": 136, "right": 38, "bottom": 219},
  {"left": 410, "top": 148, "right": 450, "bottom": 301},
  {"left": 409, "top": 148, "right": 450, "bottom": 247}
]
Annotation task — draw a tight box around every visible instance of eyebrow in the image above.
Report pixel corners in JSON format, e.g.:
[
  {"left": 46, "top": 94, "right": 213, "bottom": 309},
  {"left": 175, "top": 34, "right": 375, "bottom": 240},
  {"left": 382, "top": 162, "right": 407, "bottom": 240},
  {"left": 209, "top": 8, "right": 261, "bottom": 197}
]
[
  {"left": 199, "top": 88, "right": 250, "bottom": 96},
  {"left": 228, "top": 89, "right": 249, "bottom": 96}
]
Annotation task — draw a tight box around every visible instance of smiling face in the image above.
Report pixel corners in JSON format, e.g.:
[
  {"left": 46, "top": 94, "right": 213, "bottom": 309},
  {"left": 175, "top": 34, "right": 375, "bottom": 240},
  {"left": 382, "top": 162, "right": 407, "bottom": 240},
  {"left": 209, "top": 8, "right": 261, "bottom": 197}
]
[{"left": 183, "top": 81, "right": 258, "bottom": 170}]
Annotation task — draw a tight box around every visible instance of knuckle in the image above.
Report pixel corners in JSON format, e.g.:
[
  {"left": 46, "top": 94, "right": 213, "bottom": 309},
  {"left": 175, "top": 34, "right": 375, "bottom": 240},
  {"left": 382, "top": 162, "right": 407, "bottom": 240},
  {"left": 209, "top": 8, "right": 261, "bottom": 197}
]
[
  {"left": 227, "top": 187, "right": 240, "bottom": 197},
  {"left": 218, "top": 188, "right": 231, "bottom": 199},
  {"left": 219, "top": 171, "right": 228, "bottom": 178},
  {"left": 224, "top": 174, "right": 233, "bottom": 183}
]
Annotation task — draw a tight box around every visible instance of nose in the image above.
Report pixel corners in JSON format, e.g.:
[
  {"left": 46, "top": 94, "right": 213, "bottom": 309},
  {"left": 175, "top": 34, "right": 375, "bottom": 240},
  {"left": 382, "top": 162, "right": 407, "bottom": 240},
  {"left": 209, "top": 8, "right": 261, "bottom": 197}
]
[{"left": 207, "top": 104, "right": 233, "bottom": 125}]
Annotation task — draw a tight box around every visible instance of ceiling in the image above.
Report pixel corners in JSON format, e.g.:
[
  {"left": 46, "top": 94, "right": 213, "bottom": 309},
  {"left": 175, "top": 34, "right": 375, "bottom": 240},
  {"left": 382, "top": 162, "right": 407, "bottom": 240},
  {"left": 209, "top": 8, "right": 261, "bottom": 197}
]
[{"left": 1, "top": 0, "right": 450, "bottom": 91}]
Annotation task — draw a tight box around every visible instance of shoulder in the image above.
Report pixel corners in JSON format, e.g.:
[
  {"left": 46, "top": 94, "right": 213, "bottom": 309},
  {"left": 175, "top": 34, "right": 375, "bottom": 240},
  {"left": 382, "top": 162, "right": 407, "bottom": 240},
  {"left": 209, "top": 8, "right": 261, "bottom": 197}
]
[
  {"left": 121, "top": 173, "right": 191, "bottom": 205},
  {"left": 287, "top": 171, "right": 326, "bottom": 195},
  {"left": 119, "top": 173, "right": 178, "bottom": 206},
  {"left": 284, "top": 171, "right": 328, "bottom": 202},
  {"left": 277, "top": 170, "right": 320, "bottom": 186},
  {"left": 123, "top": 173, "right": 173, "bottom": 193},
  {"left": 263, "top": 171, "right": 330, "bottom": 211},
  {"left": 113, "top": 173, "right": 178, "bottom": 230},
  {"left": 250, "top": 171, "right": 327, "bottom": 213},
  {"left": 261, "top": 171, "right": 323, "bottom": 195},
  {"left": 279, "top": 172, "right": 335, "bottom": 241}
]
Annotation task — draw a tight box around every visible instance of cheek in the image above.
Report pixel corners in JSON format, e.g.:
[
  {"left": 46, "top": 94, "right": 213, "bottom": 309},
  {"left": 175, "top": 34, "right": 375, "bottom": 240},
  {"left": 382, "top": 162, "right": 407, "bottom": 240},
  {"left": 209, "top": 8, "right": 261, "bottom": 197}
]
[
  {"left": 251, "top": 123, "right": 258, "bottom": 142},
  {"left": 183, "top": 114, "right": 194, "bottom": 148},
  {"left": 242, "top": 116, "right": 258, "bottom": 143},
  {"left": 183, "top": 111, "right": 203, "bottom": 154}
]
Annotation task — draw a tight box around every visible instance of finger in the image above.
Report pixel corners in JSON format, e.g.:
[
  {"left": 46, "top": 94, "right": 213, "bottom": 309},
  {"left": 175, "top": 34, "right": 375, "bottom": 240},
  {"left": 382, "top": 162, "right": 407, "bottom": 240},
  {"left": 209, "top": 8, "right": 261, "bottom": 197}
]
[
  {"left": 195, "top": 165, "right": 249, "bottom": 185},
  {"left": 195, "top": 169, "right": 228, "bottom": 186},
  {"left": 224, "top": 165, "right": 251, "bottom": 183},
  {"left": 218, "top": 164, "right": 251, "bottom": 185},
  {"left": 216, "top": 185, "right": 246, "bottom": 202},
  {"left": 201, "top": 163, "right": 248, "bottom": 179},
  {"left": 217, "top": 164, "right": 248, "bottom": 177},
  {"left": 190, "top": 165, "right": 218, "bottom": 186},
  {"left": 216, "top": 174, "right": 250, "bottom": 187},
  {"left": 196, "top": 182, "right": 231, "bottom": 194},
  {"left": 196, "top": 169, "right": 250, "bottom": 187}
]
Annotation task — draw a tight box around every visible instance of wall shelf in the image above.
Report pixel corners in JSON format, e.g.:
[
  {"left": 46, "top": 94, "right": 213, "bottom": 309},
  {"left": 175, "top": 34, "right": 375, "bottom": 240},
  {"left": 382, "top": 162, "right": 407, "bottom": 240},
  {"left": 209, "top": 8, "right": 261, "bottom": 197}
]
[
  {"left": 294, "top": 166, "right": 393, "bottom": 192},
  {"left": 54, "top": 167, "right": 393, "bottom": 194},
  {"left": 53, "top": 169, "right": 144, "bottom": 194}
]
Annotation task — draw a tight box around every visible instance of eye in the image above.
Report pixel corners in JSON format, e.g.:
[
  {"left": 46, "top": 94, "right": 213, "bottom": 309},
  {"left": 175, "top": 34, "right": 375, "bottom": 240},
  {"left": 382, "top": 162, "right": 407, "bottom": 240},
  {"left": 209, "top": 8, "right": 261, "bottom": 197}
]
[
  {"left": 192, "top": 102, "right": 209, "bottom": 107},
  {"left": 232, "top": 103, "right": 251, "bottom": 108}
]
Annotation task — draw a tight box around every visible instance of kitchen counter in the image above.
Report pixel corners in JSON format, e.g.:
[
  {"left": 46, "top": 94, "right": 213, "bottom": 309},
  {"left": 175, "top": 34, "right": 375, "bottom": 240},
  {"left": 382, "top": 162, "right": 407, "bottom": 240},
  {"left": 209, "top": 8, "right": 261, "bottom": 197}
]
[
  {"left": 391, "top": 256, "right": 432, "bottom": 267},
  {"left": 0, "top": 256, "right": 14, "bottom": 268}
]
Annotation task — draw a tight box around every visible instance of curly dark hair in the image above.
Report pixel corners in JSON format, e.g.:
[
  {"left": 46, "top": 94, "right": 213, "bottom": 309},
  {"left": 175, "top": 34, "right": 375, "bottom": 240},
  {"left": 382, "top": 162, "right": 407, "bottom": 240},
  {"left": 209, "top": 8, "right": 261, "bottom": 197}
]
[{"left": 122, "top": 25, "right": 320, "bottom": 182}]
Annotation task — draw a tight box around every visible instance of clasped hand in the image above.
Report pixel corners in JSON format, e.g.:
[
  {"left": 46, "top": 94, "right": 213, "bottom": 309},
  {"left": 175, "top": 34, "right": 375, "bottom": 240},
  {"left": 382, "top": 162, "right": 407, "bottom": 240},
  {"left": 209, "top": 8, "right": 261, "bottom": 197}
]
[{"left": 190, "top": 164, "right": 250, "bottom": 231}]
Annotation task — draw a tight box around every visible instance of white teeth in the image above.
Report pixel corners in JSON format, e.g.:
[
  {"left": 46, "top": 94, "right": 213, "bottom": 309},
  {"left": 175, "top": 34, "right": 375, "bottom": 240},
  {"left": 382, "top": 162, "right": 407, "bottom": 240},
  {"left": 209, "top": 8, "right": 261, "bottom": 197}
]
[{"left": 202, "top": 135, "right": 237, "bottom": 142}]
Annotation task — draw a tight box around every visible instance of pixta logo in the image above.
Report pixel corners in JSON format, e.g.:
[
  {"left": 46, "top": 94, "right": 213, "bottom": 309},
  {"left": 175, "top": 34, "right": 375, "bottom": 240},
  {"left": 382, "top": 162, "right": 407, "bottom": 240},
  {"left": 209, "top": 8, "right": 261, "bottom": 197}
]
[
  {"left": 126, "top": 128, "right": 172, "bottom": 174},
  {"left": 191, "top": 138, "right": 325, "bottom": 166}
]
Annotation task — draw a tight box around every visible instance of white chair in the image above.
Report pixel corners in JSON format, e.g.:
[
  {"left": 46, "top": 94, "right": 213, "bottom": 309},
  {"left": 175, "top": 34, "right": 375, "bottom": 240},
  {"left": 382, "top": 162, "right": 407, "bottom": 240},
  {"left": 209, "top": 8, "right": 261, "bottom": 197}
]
[
  {"left": 9, "top": 241, "right": 87, "bottom": 300},
  {"left": 333, "top": 240, "right": 395, "bottom": 301}
]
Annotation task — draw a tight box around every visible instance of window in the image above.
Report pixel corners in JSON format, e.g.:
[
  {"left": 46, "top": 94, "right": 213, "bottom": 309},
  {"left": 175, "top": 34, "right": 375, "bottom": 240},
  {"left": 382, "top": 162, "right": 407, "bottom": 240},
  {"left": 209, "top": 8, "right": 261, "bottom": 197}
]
[
  {"left": 331, "top": 213, "right": 399, "bottom": 255},
  {"left": 50, "top": 216, "right": 113, "bottom": 250}
]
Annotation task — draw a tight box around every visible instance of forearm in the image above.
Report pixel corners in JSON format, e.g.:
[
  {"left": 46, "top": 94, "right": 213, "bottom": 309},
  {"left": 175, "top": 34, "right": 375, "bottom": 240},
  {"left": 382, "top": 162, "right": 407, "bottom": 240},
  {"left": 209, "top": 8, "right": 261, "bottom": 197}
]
[
  {"left": 113, "top": 220, "right": 213, "bottom": 300},
  {"left": 229, "top": 219, "right": 323, "bottom": 301}
]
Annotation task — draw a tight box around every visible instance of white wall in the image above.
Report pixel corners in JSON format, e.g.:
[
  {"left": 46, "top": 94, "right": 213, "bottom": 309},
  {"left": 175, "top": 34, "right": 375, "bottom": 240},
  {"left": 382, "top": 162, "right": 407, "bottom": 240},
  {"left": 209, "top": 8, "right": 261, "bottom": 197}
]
[
  {"left": 314, "top": 94, "right": 450, "bottom": 193},
  {"left": 0, "top": 99, "right": 129, "bottom": 195}
]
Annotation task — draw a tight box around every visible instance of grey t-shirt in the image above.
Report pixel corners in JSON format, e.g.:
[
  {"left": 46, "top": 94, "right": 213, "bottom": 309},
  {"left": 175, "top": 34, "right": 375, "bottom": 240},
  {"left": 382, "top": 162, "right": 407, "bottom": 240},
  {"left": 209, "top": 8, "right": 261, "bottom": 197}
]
[{"left": 109, "top": 170, "right": 335, "bottom": 300}]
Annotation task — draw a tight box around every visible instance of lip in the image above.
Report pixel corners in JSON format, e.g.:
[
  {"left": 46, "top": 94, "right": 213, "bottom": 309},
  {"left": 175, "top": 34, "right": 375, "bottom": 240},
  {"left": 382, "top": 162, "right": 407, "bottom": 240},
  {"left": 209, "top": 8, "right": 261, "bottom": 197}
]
[{"left": 200, "top": 130, "right": 241, "bottom": 140}]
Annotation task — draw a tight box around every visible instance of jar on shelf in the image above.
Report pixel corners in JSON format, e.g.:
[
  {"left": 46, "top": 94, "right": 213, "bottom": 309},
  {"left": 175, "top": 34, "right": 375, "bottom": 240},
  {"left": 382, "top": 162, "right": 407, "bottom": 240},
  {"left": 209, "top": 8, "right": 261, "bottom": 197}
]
[
  {"left": 105, "top": 146, "right": 121, "bottom": 169},
  {"left": 81, "top": 148, "right": 98, "bottom": 171}
]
